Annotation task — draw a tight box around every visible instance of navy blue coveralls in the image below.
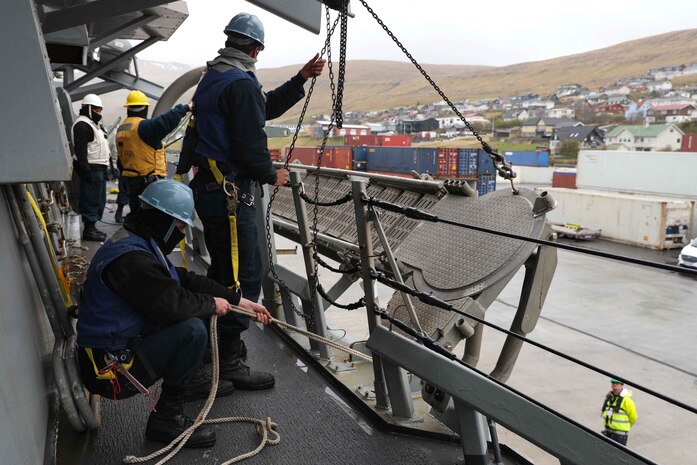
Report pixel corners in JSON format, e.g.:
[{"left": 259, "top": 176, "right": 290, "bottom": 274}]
[
  {"left": 76, "top": 228, "right": 240, "bottom": 398},
  {"left": 190, "top": 63, "right": 305, "bottom": 340}
]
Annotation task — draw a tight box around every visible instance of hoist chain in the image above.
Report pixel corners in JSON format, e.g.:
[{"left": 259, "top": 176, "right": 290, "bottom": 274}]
[
  {"left": 357, "top": 0, "right": 517, "bottom": 191},
  {"left": 298, "top": 186, "right": 352, "bottom": 207},
  {"left": 334, "top": 1, "right": 349, "bottom": 128},
  {"left": 317, "top": 283, "right": 366, "bottom": 310},
  {"left": 314, "top": 253, "right": 360, "bottom": 275},
  {"left": 264, "top": 14, "right": 340, "bottom": 327},
  {"left": 264, "top": 8, "right": 349, "bottom": 326}
]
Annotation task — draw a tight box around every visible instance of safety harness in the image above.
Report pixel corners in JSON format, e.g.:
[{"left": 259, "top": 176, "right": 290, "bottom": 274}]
[{"left": 207, "top": 159, "right": 242, "bottom": 290}]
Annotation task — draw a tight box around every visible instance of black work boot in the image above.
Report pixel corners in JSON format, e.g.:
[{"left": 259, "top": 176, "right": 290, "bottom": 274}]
[
  {"left": 115, "top": 205, "right": 124, "bottom": 223},
  {"left": 182, "top": 366, "right": 235, "bottom": 402},
  {"left": 82, "top": 222, "right": 107, "bottom": 242},
  {"left": 145, "top": 385, "right": 216, "bottom": 448},
  {"left": 219, "top": 339, "right": 275, "bottom": 390}
]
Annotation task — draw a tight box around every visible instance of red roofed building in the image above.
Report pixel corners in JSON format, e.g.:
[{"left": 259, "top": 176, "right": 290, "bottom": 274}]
[{"left": 646, "top": 104, "right": 697, "bottom": 123}]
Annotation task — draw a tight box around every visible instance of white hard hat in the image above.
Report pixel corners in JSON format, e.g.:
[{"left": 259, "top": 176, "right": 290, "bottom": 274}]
[{"left": 82, "top": 94, "right": 103, "bottom": 107}]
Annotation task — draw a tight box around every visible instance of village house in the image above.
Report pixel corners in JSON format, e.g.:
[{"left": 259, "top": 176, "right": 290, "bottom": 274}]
[
  {"left": 646, "top": 104, "right": 697, "bottom": 123},
  {"left": 604, "top": 123, "right": 684, "bottom": 151},
  {"left": 549, "top": 126, "right": 604, "bottom": 154}
]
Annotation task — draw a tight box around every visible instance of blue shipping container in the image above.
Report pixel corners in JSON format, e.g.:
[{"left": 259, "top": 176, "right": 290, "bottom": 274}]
[
  {"left": 503, "top": 151, "right": 549, "bottom": 167},
  {"left": 477, "top": 151, "right": 496, "bottom": 176},
  {"left": 366, "top": 146, "right": 418, "bottom": 174},
  {"left": 352, "top": 146, "right": 369, "bottom": 171},
  {"left": 477, "top": 175, "right": 497, "bottom": 196},
  {"left": 417, "top": 147, "right": 438, "bottom": 175},
  {"left": 457, "top": 148, "right": 478, "bottom": 177}
]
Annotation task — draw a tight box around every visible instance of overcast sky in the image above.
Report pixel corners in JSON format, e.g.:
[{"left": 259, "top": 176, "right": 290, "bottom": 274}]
[{"left": 139, "top": 0, "right": 697, "bottom": 69}]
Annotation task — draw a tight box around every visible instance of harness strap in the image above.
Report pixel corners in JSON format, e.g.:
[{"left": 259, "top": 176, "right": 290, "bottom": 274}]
[{"left": 207, "top": 159, "right": 241, "bottom": 289}]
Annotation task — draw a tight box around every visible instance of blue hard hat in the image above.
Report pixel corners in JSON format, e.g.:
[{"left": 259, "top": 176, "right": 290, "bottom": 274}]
[
  {"left": 224, "top": 12, "right": 265, "bottom": 48},
  {"left": 139, "top": 179, "right": 195, "bottom": 227}
]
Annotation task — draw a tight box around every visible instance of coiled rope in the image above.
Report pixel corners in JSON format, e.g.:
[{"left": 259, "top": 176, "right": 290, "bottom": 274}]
[{"left": 123, "top": 306, "right": 370, "bottom": 464}]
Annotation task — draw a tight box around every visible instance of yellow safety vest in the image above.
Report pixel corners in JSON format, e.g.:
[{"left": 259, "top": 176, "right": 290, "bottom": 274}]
[
  {"left": 116, "top": 117, "right": 167, "bottom": 178},
  {"left": 602, "top": 394, "right": 633, "bottom": 432}
]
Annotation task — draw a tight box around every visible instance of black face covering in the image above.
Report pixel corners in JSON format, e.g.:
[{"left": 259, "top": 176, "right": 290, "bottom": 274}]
[
  {"left": 163, "top": 226, "right": 185, "bottom": 255},
  {"left": 133, "top": 207, "right": 184, "bottom": 255},
  {"left": 89, "top": 108, "right": 102, "bottom": 123}
]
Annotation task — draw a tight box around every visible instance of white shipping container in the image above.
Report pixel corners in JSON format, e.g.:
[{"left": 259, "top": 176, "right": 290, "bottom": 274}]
[
  {"left": 497, "top": 166, "right": 554, "bottom": 185},
  {"left": 535, "top": 188, "right": 695, "bottom": 250},
  {"left": 577, "top": 150, "right": 697, "bottom": 197}
]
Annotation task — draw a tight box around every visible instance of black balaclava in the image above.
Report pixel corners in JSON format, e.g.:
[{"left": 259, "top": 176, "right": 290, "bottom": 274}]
[
  {"left": 79, "top": 105, "right": 102, "bottom": 123},
  {"left": 128, "top": 206, "right": 185, "bottom": 256}
]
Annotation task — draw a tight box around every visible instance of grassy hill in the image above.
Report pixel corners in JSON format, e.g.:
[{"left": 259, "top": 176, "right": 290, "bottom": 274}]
[
  {"left": 98, "top": 28, "right": 697, "bottom": 125},
  {"left": 257, "top": 28, "right": 697, "bottom": 123}
]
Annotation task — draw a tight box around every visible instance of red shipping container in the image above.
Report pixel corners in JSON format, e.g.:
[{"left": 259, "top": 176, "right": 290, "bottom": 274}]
[
  {"left": 329, "top": 147, "right": 353, "bottom": 170},
  {"left": 344, "top": 135, "right": 380, "bottom": 146},
  {"left": 680, "top": 134, "right": 697, "bottom": 152},
  {"left": 380, "top": 135, "right": 412, "bottom": 146},
  {"left": 286, "top": 146, "right": 321, "bottom": 165},
  {"left": 552, "top": 172, "right": 577, "bottom": 188},
  {"left": 437, "top": 147, "right": 459, "bottom": 178}
]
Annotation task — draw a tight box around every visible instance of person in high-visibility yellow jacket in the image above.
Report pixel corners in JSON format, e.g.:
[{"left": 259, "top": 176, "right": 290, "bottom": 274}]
[{"left": 601, "top": 378, "right": 638, "bottom": 446}]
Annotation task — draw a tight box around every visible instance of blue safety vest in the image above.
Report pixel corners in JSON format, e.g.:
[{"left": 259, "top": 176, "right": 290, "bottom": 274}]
[
  {"left": 76, "top": 230, "right": 179, "bottom": 350},
  {"left": 193, "top": 66, "right": 259, "bottom": 170}
]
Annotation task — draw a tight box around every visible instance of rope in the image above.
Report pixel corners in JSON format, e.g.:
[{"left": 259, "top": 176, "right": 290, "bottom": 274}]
[
  {"left": 123, "top": 305, "right": 371, "bottom": 464},
  {"left": 229, "top": 306, "right": 372, "bottom": 363}
]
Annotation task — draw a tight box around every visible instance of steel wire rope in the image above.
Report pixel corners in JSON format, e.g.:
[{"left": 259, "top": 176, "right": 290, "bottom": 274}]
[
  {"left": 364, "top": 196, "right": 697, "bottom": 277},
  {"left": 264, "top": 14, "right": 341, "bottom": 327},
  {"left": 372, "top": 307, "right": 661, "bottom": 465},
  {"left": 355, "top": 0, "right": 517, "bottom": 186},
  {"left": 366, "top": 263, "right": 697, "bottom": 416}
]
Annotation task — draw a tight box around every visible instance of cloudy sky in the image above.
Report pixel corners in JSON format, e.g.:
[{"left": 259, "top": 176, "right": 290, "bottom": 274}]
[{"left": 139, "top": 0, "right": 697, "bottom": 69}]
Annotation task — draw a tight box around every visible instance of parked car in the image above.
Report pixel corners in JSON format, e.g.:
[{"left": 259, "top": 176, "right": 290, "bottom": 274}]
[{"left": 678, "top": 238, "right": 697, "bottom": 269}]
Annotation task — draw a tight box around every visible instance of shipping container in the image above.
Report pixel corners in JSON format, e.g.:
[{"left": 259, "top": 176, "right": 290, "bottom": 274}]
[
  {"left": 285, "top": 146, "right": 320, "bottom": 166},
  {"left": 269, "top": 148, "right": 282, "bottom": 162},
  {"left": 536, "top": 187, "right": 695, "bottom": 250},
  {"left": 457, "top": 148, "right": 479, "bottom": 177},
  {"left": 552, "top": 166, "right": 577, "bottom": 188},
  {"left": 344, "top": 134, "right": 381, "bottom": 146},
  {"left": 477, "top": 175, "right": 497, "bottom": 196},
  {"left": 352, "top": 146, "right": 369, "bottom": 171},
  {"left": 680, "top": 134, "right": 697, "bottom": 152},
  {"left": 577, "top": 150, "right": 697, "bottom": 198},
  {"left": 284, "top": 146, "right": 353, "bottom": 170},
  {"left": 366, "top": 146, "right": 418, "bottom": 174},
  {"left": 477, "top": 150, "right": 496, "bottom": 176},
  {"left": 437, "top": 147, "right": 459, "bottom": 178},
  {"left": 417, "top": 147, "right": 438, "bottom": 175},
  {"left": 380, "top": 135, "right": 412, "bottom": 146},
  {"left": 503, "top": 150, "right": 550, "bottom": 167}
]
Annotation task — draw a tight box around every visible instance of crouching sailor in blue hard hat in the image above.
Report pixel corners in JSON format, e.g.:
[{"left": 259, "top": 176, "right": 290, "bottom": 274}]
[
  {"left": 601, "top": 378, "right": 638, "bottom": 446},
  {"left": 76, "top": 179, "right": 272, "bottom": 448}
]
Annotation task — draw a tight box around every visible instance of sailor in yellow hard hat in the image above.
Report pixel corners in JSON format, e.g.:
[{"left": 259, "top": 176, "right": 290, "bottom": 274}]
[{"left": 115, "top": 90, "right": 192, "bottom": 220}]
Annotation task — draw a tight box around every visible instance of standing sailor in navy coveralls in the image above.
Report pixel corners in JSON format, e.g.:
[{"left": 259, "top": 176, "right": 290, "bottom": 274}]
[
  {"left": 189, "top": 12, "right": 325, "bottom": 390},
  {"left": 76, "top": 179, "right": 272, "bottom": 448}
]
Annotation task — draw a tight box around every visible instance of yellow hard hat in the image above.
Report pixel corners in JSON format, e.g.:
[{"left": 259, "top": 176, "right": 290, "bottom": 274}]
[{"left": 124, "top": 90, "right": 149, "bottom": 107}]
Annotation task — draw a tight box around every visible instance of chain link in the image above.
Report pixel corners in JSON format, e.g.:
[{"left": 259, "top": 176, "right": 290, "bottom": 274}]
[
  {"left": 264, "top": 12, "right": 343, "bottom": 327},
  {"left": 356, "top": 0, "right": 517, "bottom": 188}
]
